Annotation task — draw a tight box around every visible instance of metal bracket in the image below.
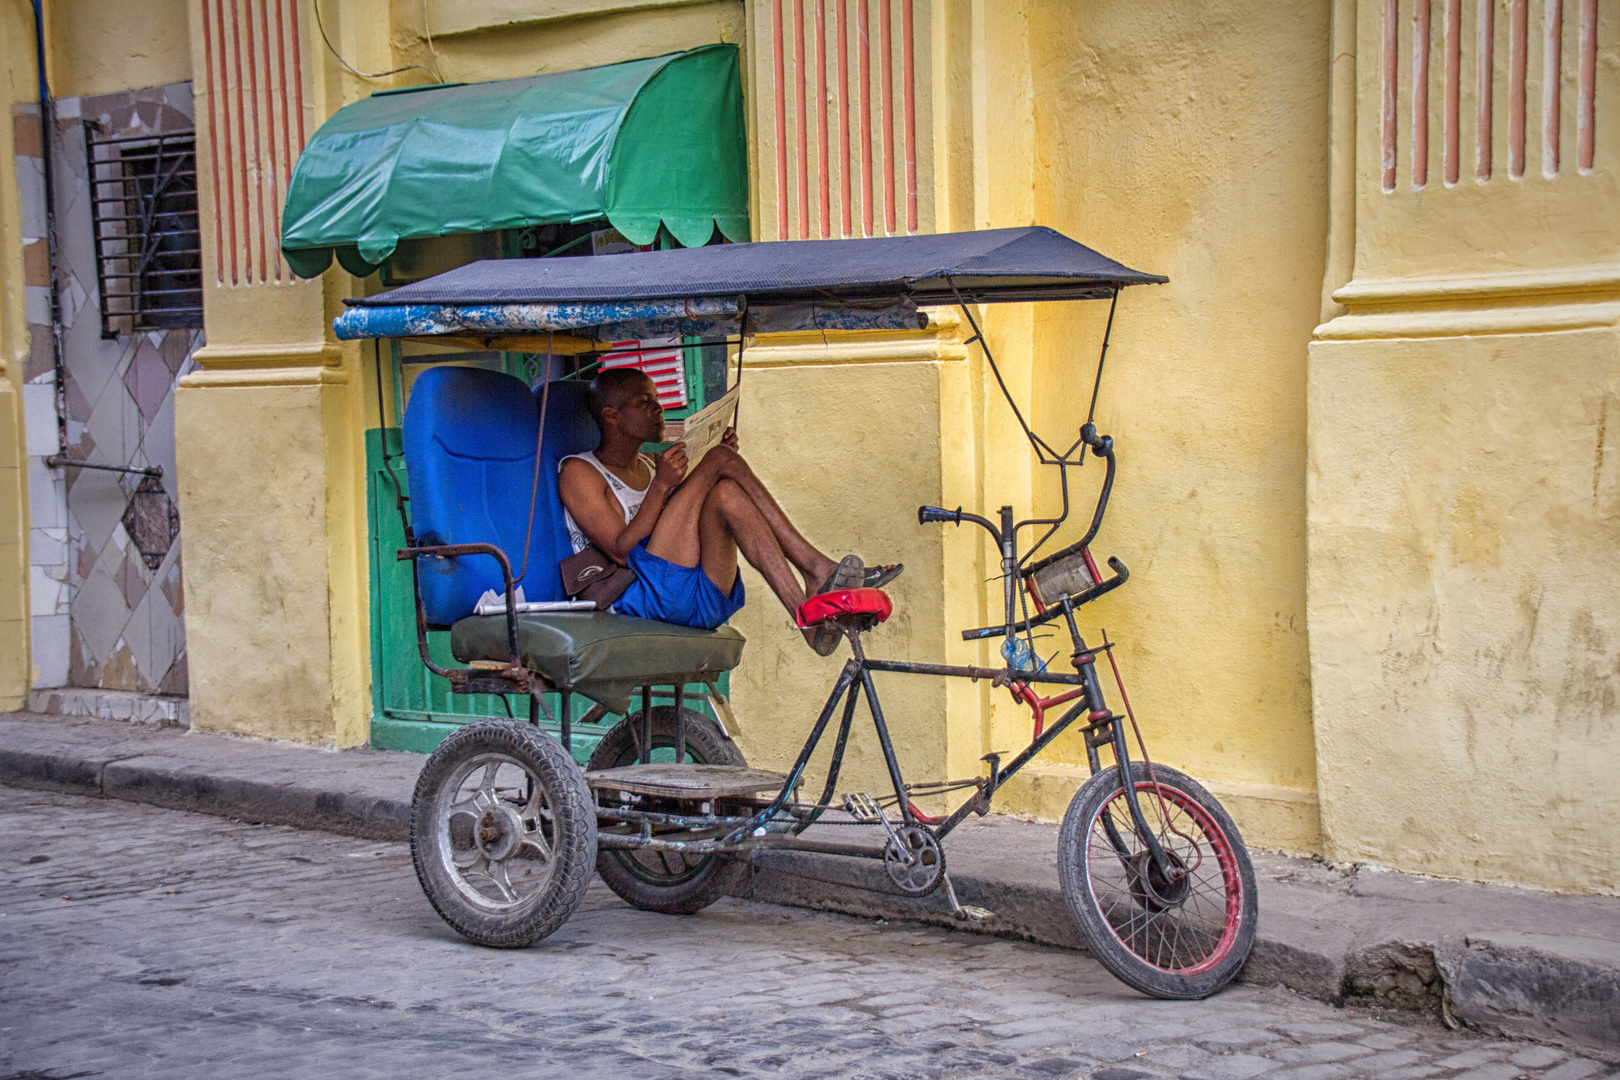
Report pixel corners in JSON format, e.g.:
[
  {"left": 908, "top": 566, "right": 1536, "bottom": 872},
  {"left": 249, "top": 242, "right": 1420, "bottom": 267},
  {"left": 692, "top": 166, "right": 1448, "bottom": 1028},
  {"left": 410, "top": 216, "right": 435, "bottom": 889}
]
[
  {"left": 45, "top": 456, "right": 162, "bottom": 478},
  {"left": 703, "top": 680, "right": 738, "bottom": 739}
]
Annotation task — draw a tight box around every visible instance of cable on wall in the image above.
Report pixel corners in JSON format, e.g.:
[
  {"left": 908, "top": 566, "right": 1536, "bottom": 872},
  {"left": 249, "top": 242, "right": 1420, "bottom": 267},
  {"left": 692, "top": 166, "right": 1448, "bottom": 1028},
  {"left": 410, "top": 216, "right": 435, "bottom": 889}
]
[{"left": 313, "top": 0, "right": 444, "bottom": 83}]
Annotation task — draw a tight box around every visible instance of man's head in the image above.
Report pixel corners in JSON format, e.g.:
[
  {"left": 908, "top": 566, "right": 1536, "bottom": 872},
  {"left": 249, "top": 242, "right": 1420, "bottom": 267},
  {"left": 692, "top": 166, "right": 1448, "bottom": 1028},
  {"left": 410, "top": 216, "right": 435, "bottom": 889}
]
[{"left": 588, "top": 367, "right": 665, "bottom": 444}]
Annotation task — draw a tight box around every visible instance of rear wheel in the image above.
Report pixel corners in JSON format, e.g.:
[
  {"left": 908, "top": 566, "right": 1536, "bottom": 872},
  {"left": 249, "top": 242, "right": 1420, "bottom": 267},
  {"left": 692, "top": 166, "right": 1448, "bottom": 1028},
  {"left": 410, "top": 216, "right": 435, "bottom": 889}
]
[
  {"left": 411, "top": 720, "right": 597, "bottom": 948},
  {"left": 1058, "top": 761, "right": 1257, "bottom": 999},
  {"left": 588, "top": 707, "right": 748, "bottom": 914}
]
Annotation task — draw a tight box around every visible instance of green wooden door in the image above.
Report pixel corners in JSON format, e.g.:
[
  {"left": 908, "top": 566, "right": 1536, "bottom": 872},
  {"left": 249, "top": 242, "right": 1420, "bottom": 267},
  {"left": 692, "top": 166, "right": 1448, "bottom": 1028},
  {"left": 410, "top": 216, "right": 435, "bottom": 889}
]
[{"left": 365, "top": 343, "right": 730, "bottom": 758}]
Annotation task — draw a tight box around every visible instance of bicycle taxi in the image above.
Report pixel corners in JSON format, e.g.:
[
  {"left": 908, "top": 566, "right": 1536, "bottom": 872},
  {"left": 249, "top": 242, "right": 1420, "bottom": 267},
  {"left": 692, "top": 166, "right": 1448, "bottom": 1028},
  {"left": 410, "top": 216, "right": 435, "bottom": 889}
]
[{"left": 335, "top": 226, "right": 1259, "bottom": 1001}]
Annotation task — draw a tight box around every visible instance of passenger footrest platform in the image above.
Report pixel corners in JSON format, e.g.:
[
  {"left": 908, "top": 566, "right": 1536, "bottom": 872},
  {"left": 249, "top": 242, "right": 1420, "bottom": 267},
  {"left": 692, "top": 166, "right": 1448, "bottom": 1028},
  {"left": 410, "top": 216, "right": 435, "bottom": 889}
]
[{"left": 586, "top": 764, "right": 788, "bottom": 800}]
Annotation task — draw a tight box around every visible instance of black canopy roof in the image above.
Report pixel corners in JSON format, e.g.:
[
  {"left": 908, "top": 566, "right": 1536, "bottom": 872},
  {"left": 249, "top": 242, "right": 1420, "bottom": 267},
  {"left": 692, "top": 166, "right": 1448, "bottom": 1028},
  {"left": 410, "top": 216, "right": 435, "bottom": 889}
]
[{"left": 345, "top": 226, "right": 1166, "bottom": 310}]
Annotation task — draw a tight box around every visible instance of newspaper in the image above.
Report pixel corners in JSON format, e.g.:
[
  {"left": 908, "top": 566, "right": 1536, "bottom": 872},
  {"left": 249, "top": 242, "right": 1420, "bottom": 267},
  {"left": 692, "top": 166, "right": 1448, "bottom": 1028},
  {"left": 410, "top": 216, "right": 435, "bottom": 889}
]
[
  {"left": 665, "top": 385, "right": 740, "bottom": 469},
  {"left": 473, "top": 587, "right": 595, "bottom": 616}
]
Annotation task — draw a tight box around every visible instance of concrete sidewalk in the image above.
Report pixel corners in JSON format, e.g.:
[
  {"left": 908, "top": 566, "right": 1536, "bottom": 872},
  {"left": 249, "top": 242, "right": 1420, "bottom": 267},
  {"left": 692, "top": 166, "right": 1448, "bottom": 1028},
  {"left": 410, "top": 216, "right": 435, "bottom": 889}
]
[{"left": 2, "top": 711, "right": 1615, "bottom": 1057}]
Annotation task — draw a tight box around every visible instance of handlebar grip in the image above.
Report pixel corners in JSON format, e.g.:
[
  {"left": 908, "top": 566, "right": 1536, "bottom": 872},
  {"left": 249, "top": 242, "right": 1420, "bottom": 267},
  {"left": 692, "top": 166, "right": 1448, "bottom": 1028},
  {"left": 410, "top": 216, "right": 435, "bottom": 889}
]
[{"left": 917, "top": 505, "right": 961, "bottom": 525}]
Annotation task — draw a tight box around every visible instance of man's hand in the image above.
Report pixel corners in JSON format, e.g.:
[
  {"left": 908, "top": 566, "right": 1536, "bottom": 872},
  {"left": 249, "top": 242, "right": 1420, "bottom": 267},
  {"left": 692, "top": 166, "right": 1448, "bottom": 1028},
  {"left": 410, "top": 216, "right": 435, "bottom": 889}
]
[
  {"left": 654, "top": 443, "right": 690, "bottom": 490},
  {"left": 721, "top": 427, "right": 739, "bottom": 451}
]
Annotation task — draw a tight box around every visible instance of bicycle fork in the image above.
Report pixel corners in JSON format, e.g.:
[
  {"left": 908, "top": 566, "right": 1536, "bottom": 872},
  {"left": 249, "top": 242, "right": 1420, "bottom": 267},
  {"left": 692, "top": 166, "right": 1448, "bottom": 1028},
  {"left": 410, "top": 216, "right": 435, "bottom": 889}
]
[{"left": 1058, "top": 599, "right": 1180, "bottom": 883}]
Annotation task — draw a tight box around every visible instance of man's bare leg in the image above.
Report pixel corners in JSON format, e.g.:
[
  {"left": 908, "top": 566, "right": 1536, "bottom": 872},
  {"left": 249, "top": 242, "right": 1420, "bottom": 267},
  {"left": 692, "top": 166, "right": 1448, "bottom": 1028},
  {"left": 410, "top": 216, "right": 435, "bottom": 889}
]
[
  {"left": 696, "top": 481, "right": 803, "bottom": 604},
  {"left": 645, "top": 447, "right": 837, "bottom": 593},
  {"left": 694, "top": 448, "right": 832, "bottom": 588},
  {"left": 696, "top": 480, "right": 836, "bottom": 648}
]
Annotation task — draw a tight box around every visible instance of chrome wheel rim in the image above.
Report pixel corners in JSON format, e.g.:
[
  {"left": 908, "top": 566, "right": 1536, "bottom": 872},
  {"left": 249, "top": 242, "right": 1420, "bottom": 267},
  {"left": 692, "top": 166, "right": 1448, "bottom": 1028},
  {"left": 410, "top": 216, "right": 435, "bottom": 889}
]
[{"left": 434, "top": 752, "right": 559, "bottom": 914}]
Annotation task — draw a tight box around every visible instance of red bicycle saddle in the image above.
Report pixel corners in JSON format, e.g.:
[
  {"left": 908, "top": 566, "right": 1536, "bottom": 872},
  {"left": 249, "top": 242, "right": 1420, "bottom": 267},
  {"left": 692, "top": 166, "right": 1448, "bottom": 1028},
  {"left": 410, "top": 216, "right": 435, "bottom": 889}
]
[{"left": 795, "top": 587, "right": 894, "bottom": 628}]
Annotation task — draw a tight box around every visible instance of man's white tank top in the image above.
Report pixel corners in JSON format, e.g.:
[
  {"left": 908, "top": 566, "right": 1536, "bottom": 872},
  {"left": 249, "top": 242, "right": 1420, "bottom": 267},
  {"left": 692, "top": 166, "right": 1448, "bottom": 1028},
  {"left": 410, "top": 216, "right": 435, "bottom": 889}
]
[{"left": 561, "top": 451, "right": 656, "bottom": 554}]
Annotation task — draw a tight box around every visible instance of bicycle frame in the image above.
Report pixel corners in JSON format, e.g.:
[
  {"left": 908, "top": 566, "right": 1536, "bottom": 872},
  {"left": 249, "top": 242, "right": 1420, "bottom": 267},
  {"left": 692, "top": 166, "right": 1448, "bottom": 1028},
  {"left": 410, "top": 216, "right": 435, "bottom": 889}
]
[{"left": 596, "top": 427, "right": 1180, "bottom": 887}]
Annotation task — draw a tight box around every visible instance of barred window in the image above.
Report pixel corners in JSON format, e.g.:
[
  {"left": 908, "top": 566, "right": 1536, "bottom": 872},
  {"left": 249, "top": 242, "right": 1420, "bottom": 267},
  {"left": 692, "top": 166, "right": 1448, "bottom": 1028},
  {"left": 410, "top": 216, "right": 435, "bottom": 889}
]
[{"left": 86, "top": 125, "right": 203, "bottom": 338}]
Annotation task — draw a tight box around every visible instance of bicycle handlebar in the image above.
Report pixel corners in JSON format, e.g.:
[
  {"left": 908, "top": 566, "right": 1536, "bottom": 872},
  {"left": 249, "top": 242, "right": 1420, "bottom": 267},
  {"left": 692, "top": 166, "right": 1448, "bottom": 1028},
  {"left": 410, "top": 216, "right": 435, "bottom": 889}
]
[
  {"left": 1022, "top": 425, "right": 1118, "bottom": 578},
  {"left": 918, "top": 504, "right": 1005, "bottom": 546},
  {"left": 920, "top": 427, "right": 1121, "bottom": 569}
]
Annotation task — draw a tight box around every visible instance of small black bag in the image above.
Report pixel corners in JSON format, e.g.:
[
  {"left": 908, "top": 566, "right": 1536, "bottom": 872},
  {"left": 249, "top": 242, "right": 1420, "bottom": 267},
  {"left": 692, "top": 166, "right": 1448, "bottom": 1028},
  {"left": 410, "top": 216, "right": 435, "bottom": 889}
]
[{"left": 560, "top": 545, "right": 635, "bottom": 610}]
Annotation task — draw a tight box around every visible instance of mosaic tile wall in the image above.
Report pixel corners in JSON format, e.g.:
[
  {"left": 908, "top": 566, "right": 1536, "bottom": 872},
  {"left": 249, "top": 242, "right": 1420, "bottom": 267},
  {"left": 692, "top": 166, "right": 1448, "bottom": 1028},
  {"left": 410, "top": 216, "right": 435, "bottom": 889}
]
[{"left": 15, "top": 83, "right": 197, "bottom": 696}]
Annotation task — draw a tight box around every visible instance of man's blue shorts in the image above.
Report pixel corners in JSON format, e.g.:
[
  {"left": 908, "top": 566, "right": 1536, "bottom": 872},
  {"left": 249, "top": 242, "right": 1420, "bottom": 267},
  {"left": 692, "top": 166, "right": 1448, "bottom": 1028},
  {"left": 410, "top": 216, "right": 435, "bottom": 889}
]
[{"left": 615, "top": 540, "right": 746, "bottom": 630}]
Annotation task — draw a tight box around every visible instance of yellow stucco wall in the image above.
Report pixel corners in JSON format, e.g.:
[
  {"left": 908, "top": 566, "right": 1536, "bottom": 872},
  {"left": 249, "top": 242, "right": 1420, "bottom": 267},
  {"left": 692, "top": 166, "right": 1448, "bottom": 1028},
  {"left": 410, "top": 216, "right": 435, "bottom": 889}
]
[
  {"left": 45, "top": 0, "right": 192, "bottom": 99},
  {"left": 724, "top": 356, "right": 949, "bottom": 799},
  {"left": 0, "top": 1, "right": 43, "bottom": 709},
  {"left": 906, "top": 0, "right": 1330, "bottom": 854},
  {"left": 1309, "top": 328, "right": 1620, "bottom": 892},
  {"left": 1305, "top": 0, "right": 1620, "bottom": 894}
]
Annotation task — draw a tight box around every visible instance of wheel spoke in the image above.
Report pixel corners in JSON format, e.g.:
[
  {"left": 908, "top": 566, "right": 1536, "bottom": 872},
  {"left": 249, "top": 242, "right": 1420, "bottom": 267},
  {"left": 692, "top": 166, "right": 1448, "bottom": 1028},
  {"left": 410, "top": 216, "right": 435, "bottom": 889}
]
[
  {"left": 486, "top": 857, "right": 518, "bottom": 902},
  {"left": 472, "top": 763, "right": 500, "bottom": 812},
  {"left": 1081, "top": 778, "right": 1243, "bottom": 973},
  {"left": 519, "top": 820, "right": 552, "bottom": 862}
]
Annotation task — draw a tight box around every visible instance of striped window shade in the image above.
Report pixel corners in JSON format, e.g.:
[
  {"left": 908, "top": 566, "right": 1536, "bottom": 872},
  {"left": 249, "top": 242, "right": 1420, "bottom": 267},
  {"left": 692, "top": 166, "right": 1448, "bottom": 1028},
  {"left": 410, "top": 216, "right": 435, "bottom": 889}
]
[{"left": 598, "top": 339, "right": 688, "bottom": 410}]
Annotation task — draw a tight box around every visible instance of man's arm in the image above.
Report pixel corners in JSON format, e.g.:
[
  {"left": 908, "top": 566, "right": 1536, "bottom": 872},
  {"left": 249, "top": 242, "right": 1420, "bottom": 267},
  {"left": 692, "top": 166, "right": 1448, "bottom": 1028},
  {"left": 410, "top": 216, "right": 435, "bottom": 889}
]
[{"left": 558, "top": 450, "right": 686, "bottom": 564}]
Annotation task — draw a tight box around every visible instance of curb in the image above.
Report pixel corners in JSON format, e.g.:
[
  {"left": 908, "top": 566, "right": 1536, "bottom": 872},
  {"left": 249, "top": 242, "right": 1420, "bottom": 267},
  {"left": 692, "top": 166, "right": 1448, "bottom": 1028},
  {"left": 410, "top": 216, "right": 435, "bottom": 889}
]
[
  {"left": 1, "top": 715, "right": 1615, "bottom": 1057},
  {"left": 0, "top": 734, "right": 411, "bottom": 842}
]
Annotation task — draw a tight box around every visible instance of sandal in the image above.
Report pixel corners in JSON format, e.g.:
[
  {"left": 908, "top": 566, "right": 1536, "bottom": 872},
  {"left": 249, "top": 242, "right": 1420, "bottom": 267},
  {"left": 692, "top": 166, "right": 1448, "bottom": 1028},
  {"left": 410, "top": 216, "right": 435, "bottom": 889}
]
[
  {"left": 862, "top": 563, "right": 903, "bottom": 590},
  {"left": 815, "top": 554, "right": 866, "bottom": 596},
  {"left": 811, "top": 555, "right": 865, "bottom": 655}
]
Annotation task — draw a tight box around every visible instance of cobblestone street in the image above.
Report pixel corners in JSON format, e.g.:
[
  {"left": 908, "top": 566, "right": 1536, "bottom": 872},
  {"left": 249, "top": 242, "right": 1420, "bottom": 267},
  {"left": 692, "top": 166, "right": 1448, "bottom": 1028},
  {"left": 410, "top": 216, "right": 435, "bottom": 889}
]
[{"left": 1, "top": 787, "right": 1613, "bottom": 1079}]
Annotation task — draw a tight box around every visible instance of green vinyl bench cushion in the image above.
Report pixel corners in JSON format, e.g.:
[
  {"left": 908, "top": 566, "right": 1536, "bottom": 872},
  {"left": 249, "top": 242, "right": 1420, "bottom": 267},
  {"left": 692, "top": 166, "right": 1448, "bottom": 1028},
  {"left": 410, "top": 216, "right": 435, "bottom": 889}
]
[{"left": 450, "top": 612, "right": 745, "bottom": 714}]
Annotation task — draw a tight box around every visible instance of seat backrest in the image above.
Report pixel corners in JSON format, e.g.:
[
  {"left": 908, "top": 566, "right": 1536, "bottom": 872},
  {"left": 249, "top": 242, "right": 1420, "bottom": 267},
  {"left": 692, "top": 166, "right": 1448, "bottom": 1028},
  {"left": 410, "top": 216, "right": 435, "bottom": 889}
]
[
  {"left": 536, "top": 378, "right": 603, "bottom": 595},
  {"left": 403, "top": 366, "right": 557, "bottom": 625}
]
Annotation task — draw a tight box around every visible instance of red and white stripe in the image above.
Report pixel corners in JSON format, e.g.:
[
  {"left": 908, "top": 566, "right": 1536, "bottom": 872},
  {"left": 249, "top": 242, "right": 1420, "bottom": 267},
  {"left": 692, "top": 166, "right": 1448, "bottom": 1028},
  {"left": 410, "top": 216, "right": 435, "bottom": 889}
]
[{"left": 599, "top": 341, "right": 689, "bottom": 410}]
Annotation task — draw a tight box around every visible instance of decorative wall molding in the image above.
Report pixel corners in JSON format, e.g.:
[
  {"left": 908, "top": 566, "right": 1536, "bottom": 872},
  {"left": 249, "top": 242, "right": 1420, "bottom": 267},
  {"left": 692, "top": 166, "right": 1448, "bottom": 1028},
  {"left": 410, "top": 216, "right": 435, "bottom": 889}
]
[
  {"left": 198, "top": 0, "right": 308, "bottom": 287},
  {"left": 758, "top": 0, "right": 929, "bottom": 241},
  {"left": 1334, "top": 264, "right": 1620, "bottom": 303},
  {"left": 426, "top": 0, "right": 719, "bottom": 38},
  {"left": 180, "top": 365, "right": 349, "bottom": 388},
  {"left": 1319, "top": 264, "right": 1620, "bottom": 337},
  {"left": 184, "top": 341, "right": 345, "bottom": 385},
  {"left": 1317, "top": 299, "right": 1620, "bottom": 338},
  {"left": 1380, "top": 0, "right": 1599, "bottom": 193}
]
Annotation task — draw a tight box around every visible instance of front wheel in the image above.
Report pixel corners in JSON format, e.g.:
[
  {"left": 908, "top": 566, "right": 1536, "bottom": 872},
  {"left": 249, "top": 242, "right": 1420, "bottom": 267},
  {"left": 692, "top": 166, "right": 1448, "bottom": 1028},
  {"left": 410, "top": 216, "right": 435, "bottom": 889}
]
[
  {"left": 1058, "top": 761, "right": 1257, "bottom": 999},
  {"left": 411, "top": 720, "right": 597, "bottom": 948}
]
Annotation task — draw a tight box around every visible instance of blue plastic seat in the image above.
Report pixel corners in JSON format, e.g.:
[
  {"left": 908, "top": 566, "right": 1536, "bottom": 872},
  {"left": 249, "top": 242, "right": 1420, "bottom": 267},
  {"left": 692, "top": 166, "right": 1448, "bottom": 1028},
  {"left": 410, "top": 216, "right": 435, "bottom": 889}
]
[{"left": 403, "top": 366, "right": 562, "bottom": 625}]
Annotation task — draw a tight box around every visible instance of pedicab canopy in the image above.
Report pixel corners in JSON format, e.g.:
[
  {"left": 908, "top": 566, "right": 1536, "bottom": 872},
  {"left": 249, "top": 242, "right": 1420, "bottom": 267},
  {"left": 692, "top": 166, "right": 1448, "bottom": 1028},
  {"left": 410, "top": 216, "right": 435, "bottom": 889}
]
[
  {"left": 280, "top": 44, "right": 747, "bottom": 279},
  {"left": 333, "top": 226, "right": 1168, "bottom": 343}
]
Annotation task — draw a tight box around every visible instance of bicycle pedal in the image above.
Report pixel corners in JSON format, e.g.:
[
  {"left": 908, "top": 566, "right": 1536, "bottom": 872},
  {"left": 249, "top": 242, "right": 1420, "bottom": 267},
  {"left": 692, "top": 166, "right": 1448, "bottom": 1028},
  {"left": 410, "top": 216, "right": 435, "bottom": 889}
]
[
  {"left": 952, "top": 905, "right": 995, "bottom": 923},
  {"left": 841, "top": 792, "right": 882, "bottom": 822}
]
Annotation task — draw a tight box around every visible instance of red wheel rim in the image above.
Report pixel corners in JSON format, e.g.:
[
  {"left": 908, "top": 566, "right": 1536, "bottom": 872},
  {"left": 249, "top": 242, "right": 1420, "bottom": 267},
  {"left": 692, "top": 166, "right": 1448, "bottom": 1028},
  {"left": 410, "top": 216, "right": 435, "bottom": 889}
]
[{"left": 1083, "top": 780, "right": 1244, "bottom": 975}]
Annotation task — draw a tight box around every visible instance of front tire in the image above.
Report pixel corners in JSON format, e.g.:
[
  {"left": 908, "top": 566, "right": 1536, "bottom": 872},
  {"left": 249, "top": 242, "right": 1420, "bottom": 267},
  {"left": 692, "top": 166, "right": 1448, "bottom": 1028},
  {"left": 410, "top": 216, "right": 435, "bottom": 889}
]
[
  {"left": 588, "top": 707, "right": 747, "bottom": 915},
  {"left": 411, "top": 720, "right": 597, "bottom": 948},
  {"left": 1058, "top": 761, "right": 1257, "bottom": 999}
]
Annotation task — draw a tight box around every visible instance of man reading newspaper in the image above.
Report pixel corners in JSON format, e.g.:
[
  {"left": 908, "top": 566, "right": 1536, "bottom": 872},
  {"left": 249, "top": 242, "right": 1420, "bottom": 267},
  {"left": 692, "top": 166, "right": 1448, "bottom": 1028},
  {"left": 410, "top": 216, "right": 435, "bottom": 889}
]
[{"left": 558, "top": 367, "right": 901, "bottom": 653}]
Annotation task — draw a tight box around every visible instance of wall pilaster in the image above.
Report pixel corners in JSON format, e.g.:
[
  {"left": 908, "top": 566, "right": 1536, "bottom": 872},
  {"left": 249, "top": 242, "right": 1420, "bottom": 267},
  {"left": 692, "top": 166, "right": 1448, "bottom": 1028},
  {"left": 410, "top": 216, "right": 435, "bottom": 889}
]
[
  {"left": 1308, "top": 0, "right": 1620, "bottom": 891},
  {"left": 177, "top": 0, "right": 370, "bottom": 745}
]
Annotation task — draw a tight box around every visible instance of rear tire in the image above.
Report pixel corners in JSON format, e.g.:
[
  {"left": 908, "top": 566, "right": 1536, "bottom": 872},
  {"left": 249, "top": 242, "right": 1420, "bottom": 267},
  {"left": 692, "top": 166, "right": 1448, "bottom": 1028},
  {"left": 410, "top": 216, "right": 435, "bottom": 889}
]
[
  {"left": 1058, "top": 761, "right": 1257, "bottom": 999},
  {"left": 411, "top": 720, "right": 597, "bottom": 948},
  {"left": 588, "top": 707, "right": 748, "bottom": 915}
]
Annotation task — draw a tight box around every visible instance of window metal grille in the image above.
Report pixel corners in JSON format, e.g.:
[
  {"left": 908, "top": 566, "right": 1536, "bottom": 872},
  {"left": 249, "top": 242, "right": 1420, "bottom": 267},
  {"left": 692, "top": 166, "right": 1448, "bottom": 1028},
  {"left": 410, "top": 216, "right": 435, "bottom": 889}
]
[{"left": 85, "top": 125, "right": 203, "bottom": 338}]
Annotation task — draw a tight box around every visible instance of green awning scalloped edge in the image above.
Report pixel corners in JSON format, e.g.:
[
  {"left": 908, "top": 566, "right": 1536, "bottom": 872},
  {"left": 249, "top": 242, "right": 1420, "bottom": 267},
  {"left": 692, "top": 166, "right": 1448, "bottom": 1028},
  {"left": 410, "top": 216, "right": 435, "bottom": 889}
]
[{"left": 280, "top": 44, "right": 748, "bottom": 278}]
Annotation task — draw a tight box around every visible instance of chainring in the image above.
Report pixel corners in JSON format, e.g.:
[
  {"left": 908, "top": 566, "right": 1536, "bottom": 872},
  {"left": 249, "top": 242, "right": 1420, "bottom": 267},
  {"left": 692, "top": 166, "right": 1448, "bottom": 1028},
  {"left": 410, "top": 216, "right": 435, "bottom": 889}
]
[{"left": 883, "top": 825, "right": 945, "bottom": 897}]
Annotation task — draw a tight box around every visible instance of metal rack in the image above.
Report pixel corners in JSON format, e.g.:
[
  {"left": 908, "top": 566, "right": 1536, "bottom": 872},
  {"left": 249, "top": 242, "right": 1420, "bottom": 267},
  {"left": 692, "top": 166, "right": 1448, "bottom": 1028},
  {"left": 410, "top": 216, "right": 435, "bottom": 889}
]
[{"left": 85, "top": 125, "right": 203, "bottom": 338}]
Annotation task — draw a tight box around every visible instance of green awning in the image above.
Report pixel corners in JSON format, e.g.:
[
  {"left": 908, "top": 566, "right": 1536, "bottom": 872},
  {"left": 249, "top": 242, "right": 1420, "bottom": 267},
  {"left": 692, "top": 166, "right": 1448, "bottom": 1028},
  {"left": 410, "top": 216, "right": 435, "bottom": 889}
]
[{"left": 280, "top": 44, "right": 748, "bottom": 279}]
